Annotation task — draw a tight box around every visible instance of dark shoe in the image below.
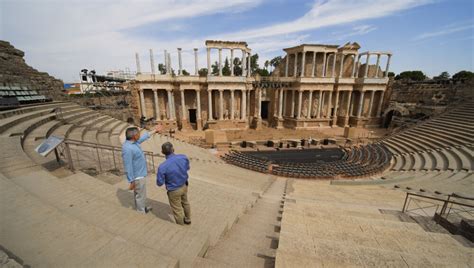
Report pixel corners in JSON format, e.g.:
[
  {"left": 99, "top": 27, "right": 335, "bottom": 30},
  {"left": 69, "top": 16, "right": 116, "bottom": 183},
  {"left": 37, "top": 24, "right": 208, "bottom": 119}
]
[
  {"left": 184, "top": 219, "right": 191, "bottom": 225},
  {"left": 145, "top": 207, "right": 153, "bottom": 213}
]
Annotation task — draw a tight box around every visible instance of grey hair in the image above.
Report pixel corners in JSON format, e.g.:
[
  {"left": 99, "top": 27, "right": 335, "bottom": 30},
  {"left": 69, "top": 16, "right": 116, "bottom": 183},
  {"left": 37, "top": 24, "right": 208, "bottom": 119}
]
[
  {"left": 125, "top": 127, "right": 139, "bottom": 140},
  {"left": 161, "top": 142, "right": 174, "bottom": 156}
]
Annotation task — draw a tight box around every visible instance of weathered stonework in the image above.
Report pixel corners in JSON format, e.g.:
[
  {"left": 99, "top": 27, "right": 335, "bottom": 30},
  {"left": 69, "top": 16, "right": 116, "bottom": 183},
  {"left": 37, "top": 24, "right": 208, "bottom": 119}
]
[
  {"left": 132, "top": 41, "right": 392, "bottom": 131},
  {"left": 0, "top": 40, "right": 64, "bottom": 100}
]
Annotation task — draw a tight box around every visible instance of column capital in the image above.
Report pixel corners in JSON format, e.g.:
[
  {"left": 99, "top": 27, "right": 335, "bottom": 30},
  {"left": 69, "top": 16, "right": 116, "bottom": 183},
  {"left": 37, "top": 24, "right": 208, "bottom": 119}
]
[
  {"left": 152, "top": 88, "right": 157, "bottom": 92},
  {"left": 194, "top": 48, "right": 198, "bottom": 51},
  {"left": 218, "top": 89, "right": 224, "bottom": 92}
]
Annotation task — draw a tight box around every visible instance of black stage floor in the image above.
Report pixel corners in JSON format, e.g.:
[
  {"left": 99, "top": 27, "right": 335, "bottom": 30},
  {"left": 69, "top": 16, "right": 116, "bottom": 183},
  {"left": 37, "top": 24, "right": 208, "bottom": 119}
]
[{"left": 243, "top": 148, "right": 345, "bottom": 164}]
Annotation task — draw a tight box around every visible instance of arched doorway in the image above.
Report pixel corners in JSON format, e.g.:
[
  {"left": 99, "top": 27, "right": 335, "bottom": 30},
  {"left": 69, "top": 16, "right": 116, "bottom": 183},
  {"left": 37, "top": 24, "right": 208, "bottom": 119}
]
[{"left": 383, "top": 110, "right": 401, "bottom": 128}]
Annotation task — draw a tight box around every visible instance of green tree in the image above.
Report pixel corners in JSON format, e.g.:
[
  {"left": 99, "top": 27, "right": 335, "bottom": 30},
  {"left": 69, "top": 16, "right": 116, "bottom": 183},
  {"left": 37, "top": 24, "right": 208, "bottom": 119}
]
[
  {"left": 198, "top": 68, "right": 208, "bottom": 77},
  {"left": 269, "top": 56, "right": 283, "bottom": 72},
  {"left": 452, "top": 70, "right": 474, "bottom": 80},
  {"left": 387, "top": 72, "right": 395, "bottom": 78},
  {"left": 211, "top": 61, "right": 219, "bottom": 75},
  {"left": 222, "top": 58, "right": 231, "bottom": 76},
  {"left": 394, "top": 71, "right": 426, "bottom": 81},
  {"left": 250, "top": 54, "right": 259, "bottom": 74},
  {"left": 433, "top": 71, "right": 450, "bottom": 80},
  {"left": 181, "top": 69, "right": 190, "bottom": 76}
]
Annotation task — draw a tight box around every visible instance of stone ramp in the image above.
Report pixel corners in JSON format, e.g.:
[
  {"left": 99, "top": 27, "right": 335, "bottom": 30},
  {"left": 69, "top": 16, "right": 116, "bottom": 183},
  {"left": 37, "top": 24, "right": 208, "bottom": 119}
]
[
  {"left": 196, "top": 177, "right": 287, "bottom": 267},
  {"left": 0, "top": 172, "right": 178, "bottom": 268},
  {"left": 8, "top": 170, "right": 208, "bottom": 267},
  {"left": 276, "top": 180, "right": 473, "bottom": 267}
]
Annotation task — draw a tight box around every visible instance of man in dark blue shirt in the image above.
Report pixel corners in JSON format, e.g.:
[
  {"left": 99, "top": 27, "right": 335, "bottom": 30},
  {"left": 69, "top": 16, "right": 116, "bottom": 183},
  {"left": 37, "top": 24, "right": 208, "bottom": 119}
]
[{"left": 157, "top": 142, "right": 191, "bottom": 225}]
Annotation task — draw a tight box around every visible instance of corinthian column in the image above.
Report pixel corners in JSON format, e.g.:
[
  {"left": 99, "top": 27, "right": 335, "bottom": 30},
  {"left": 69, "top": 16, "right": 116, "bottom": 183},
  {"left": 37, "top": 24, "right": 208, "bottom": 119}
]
[
  {"left": 230, "top": 90, "right": 235, "bottom": 120},
  {"left": 139, "top": 88, "right": 146, "bottom": 117},
  {"left": 153, "top": 89, "right": 160, "bottom": 120},
  {"left": 180, "top": 89, "right": 186, "bottom": 120},
  {"left": 208, "top": 90, "right": 213, "bottom": 120},
  {"left": 297, "top": 91, "right": 303, "bottom": 119},
  {"left": 307, "top": 90, "right": 313, "bottom": 119},
  {"left": 219, "top": 90, "right": 224, "bottom": 120}
]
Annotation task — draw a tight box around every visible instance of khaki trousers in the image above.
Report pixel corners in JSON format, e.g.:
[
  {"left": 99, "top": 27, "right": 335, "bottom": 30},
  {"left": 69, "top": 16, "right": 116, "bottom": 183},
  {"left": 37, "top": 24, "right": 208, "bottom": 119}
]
[{"left": 167, "top": 184, "right": 191, "bottom": 225}]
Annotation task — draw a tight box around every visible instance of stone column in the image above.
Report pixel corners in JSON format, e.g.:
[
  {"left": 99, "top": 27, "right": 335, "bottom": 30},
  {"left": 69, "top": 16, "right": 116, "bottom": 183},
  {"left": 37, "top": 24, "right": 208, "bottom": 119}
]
[
  {"left": 331, "top": 53, "right": 337, "bottom": 77},
  {"left": 374, "top": 54, "right": 381, "bottom": 78},
  {"left": 293, "top": 53, "right": 298, "bottom": 77},
  {"left": 349, "top": 92, "right": 355, "bottom": 116},
  {"left": 194, "top": 48, "right": 199, "bottom": 76},
  {"left": 311, "top": 51, "right": 316, "bottom": 77},
  {"left": 219, "top": 89, "right": 224, "bottom": 120},
  {"left": 278, "top": 88, "right": 284, "bottom": 119},
  {"left": 178, "top": 48, "right": 183, "bottom": 75},
  {"left": 282, "top": 90, "right": 287, "bottom": 116},
  {"left": 230, "top": 90, "right": 235, "bottom": 120},
  {"left": 376, "top": 90, "right": 385, "bottom": 117},
  {"left": 339, "top": 53, "right": 345, "bottom": 78},
  {"left": 355, "top": 55, "right": 362, "bottom": 78},
  {"left": 241, "top": 89, "right": 247, "bottom": 120},
  {"left": 153, "top": 89, "right": 160, "bottom": 120},
  {"left": 196, "top": 90, "right": 201, "bottom": 120},
  {"left": 242, "top": 50, "right": 247, "bottom": 76},
  {"left": 291, "top": 90, "right": 295, "bottom": 117},
  {"left": 297, "top": 90, "right": 303, "bottom": 119},
  {"left": 167, "top": 90, "right": 173, "bottom": 120},
  {"left": 257, "top": 88, "right": 262, "bottom": 119},
  {"left": 307, "top": 90, "right": 313, "bottom": 119},
  {"left": 317, "top": 90, "right": 323, "bottom": 118},
  {"left": 247, "top": 52, "right": 251, "bottom": 77},
  {"left": 149, "top": 49, "right": 155, "bottom": 74},
  {"left": 332, "top": 91, "right": 340, "bottom": 126},
  {"left": 364, "top": 54, "right": 370, "bottom": 78},
  {"left": 357, "top": 91, "right": 365, "bottom": 118},
  {"left": 322, "top": 53, "right": 327, "bottom": 77},
  {"left": 139, "top": 89, "right": 146, "bottom": 117},
  {"left": 368, "top": 90, "right": 375, "bottom": 117},
  {"left": 326, "top": 91, "right": 333, "bottom": 118},
  {"left": 344, "top": 91, "right": 352, "bottom": 126},
  {"left": 180, "top": 90, "right": 186, "bottom": 120},
  {"left": 351, "top": 54, "right": 358, "bottom": 78},
  {"left": 167, "top": 53, "right": 172, "bottom": 74},
  {"left": 207, "top": 48, "right": 211, "bottom": 76},
  {"left": 385, "top": 55, "right": 392, "bottom": 78},
  {"left": 135, "top": 53, "right": 141, "bottom": 74},
  {"left": 218, "top": 48, "right": 222, "bottom": 76},
  {"left": 300, "top": 51, "right": 306, "bottom": 77},
  {"left": 208, "top": 90, "right": 213, "bottom": 120},
  {"left": 247, "top": 90, "right": 251, "bottom": 118},
  {"left": 230, "top": 49, "right": 234, "bottom": 76},
  {"left": 285, "top": 54, "right": 289, "bottom": 77},
  {"left": 163, "top": 50, "right": 168, "bottom": 74}
]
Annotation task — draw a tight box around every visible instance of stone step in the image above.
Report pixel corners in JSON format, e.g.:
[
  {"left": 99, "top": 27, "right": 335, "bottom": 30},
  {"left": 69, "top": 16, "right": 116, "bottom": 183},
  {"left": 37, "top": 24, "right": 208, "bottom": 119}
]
[
  {"left": 10, "top": 170, "right": 209, "bottom": 267},
  {"left": 115, "top": 173, "right": 260, "bottom": 246},
  {"left": 0, "top": 173, "right": 178, "bottom": 268}
]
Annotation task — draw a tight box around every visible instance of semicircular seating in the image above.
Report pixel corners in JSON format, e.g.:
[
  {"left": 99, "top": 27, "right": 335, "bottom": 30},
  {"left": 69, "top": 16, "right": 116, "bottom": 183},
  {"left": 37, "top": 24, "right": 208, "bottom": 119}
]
[{"left": 222, "top": 143, "right": 393, "bottom": 179}]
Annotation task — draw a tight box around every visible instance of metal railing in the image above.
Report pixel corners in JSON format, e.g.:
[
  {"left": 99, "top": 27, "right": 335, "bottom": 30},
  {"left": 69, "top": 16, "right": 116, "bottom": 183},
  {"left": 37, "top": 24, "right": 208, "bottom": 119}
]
[
  {"left": 402, "top": 191, "right": 474, "bottom": 225},
  {"left": 57, "top": 138, "right": 163, "bottom": 175}
]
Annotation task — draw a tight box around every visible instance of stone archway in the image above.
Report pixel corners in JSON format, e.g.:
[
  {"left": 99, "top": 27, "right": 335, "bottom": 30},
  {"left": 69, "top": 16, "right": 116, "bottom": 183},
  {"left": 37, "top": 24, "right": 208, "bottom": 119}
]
[{"left": 382, "top": 106, "right": 409, "bottom": 128}]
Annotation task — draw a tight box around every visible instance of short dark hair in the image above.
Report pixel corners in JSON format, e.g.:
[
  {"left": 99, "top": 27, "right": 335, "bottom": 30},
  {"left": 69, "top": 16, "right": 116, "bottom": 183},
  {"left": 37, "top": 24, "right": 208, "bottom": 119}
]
[
  {"left": 161, "top": 142, "right": 174, "bottom": 156},
  {"left": 125, "top": 127, "right": 139, "bottom": 140}
]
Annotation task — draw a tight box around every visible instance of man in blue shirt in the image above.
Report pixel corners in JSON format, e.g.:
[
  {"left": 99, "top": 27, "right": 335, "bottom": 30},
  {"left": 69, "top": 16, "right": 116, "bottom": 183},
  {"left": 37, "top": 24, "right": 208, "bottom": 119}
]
[
  {"left": 157, "top": 142, "right": 191, "bottom": 225},
  {"left": 122, "top": 125, "right": 161, "bottom": 213}
]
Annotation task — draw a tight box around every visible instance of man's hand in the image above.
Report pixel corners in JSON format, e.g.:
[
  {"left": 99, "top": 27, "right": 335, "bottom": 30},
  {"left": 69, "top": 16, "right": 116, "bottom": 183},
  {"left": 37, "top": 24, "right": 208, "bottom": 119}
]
[{"left": 129, "top": 181, "right": 135, "bottom": 191}]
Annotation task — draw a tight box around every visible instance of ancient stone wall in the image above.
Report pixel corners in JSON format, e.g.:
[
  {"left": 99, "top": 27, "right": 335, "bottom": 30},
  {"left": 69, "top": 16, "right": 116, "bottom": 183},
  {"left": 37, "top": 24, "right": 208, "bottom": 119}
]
[{"left": 0, "top": 40, "right": 65, "bottom": 100}]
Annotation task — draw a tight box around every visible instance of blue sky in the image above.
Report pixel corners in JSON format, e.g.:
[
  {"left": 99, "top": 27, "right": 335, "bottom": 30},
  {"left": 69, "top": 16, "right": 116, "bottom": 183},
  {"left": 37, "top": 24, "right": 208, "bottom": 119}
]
[{"left": 1, "top": 0, "right": 473, "bottom": 82}]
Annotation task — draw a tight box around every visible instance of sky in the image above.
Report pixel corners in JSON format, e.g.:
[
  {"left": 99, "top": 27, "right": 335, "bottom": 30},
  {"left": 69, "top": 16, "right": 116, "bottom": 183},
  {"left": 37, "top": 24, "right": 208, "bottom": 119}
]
[{"left": 1, "top": 0, "right": 473, "bottom": 82}]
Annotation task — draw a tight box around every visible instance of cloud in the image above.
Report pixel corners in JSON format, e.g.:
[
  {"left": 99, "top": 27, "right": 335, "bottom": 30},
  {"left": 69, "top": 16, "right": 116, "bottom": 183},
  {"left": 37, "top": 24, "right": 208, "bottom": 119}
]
[
  {"left": 414, "top": 21, "right": 474, "bottom": 40},
  {"left": 212, "top": 0, "right": 432, "bottom": 40},
  {"left": 331, "top": 25, "right": 377, "bottom": 41},
  {"left": 1, "top": 0, "right": 263, "bottom": 81}
]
